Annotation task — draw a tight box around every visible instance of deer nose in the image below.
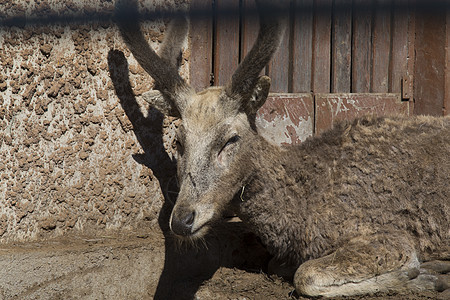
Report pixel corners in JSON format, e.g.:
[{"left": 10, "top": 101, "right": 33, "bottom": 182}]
[{"left": 171, "top": 210, "right": 196, "bottom": 236}]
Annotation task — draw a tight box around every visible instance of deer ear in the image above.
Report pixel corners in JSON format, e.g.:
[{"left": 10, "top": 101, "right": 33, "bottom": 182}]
[
  {"left": 244, "top": 75, "right": 271, "bottom": 115},
  {"left": 141, "top": 90, "right": 181, "bottom": 117}
]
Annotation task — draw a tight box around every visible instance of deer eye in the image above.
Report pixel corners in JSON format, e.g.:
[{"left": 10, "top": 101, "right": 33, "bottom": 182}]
[
  {"left": 217, "top": 135, "right": 240, "bottom": 167},
  {"left": 224, "top": 135, "right": 240, "bottom": 148},
  {"left": 219, "top": 135, "right": 240, "bottom": 154}
]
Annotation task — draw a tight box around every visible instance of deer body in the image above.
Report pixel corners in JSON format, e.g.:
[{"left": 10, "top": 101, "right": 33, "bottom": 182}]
[
  {"left": 238, "top": 116, "right": 449, "bottom": 266},
  {"left": 116, "top": 0, "right": 449, "bottom": 297}
]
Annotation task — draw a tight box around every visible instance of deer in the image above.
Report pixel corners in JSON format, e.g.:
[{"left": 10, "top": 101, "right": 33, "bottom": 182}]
[{"left": 115, "top": 0, "right": 450, "bottom": 297}]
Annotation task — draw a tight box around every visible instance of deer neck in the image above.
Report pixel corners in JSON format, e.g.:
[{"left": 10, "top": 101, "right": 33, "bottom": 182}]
[{"left": 235, "top": 137, "right": 316, "bottom": 264}]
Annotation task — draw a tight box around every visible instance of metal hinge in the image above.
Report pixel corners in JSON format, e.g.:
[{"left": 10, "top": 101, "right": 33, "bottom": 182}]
[{"left": 402, "top": 74, "right": 413, "bottom": 100}]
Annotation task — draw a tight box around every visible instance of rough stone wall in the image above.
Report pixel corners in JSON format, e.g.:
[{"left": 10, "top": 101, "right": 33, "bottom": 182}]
[{"left": 0, "top": 0, "right": 189, "bottom": 242}]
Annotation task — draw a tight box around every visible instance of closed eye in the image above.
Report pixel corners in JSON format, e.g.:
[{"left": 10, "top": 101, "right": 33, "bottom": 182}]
[
  {"left": 217, "top": 135, "right": 240, "bottom": 166},
  {"left": 220, "top": 135, "right": 240, "bottom": 153},
  {"left": 225, "top": 135, "right": 240, "bottom": 147}
]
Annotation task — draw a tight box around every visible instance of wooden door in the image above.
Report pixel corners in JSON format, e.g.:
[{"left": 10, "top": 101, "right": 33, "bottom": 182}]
[{"left": 189, "top": 0, "right": 447, "bottom": 145}]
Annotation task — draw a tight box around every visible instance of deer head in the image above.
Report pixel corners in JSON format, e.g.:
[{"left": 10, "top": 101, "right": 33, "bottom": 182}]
[{"left": 116, "top": 0, "right": 287, "bottom": 239}]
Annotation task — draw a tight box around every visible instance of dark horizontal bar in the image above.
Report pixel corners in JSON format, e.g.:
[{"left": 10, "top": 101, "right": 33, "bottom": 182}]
[{"left": 0, "top": 1, "right": 448, "bottom": 28}]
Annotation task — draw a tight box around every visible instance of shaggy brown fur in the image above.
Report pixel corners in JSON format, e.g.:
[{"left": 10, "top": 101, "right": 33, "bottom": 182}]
[
  {"left": 239, "top": 115, "right": 449, "bottom": 266},
  {"left": 116, "top": 0, "right": 449, "bottom": 297}
]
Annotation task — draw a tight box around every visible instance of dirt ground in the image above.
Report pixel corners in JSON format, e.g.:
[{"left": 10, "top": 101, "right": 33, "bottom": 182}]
[
  {"left": 197, "top": 267, "right": 444, "bottom": 300},
  {"left": 0, "top": 221, "right": 447, "bottom": 300}
]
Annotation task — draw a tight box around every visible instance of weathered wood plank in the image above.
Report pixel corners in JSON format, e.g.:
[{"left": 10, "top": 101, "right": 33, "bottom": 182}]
[
  {"left": 312, "top": 0, "right": 332, "bottom": 93},
  {"left": 414, "top": 11, "right": 446, "bottom": 116},
  {"left": 267, "top": 14, "right": 290, "bottom": 92},
  {"left": 292, "top": 0, "right": 314, "bottom": 93},
  {"left": 256, "top": 93, "right": 314, "bottom": 145},
  {"left": 390, "top": 0, "right": 408, "bottom": 94},
  {"left": 371, "top": 0, "right": 391, "bottom": 93},
  {"left": 351, "top": 0, "right": 372, "bottom": 93},
  {"left": 214, "top": 0, "right": 240, "bottom": 86},
  {"left": 405, "top": 6, "right": 415, "bottom": 106},
  {"left": 331, "top": 0, "right": 352, "bottom": 93},
  {"left": 189, "top": 0, "right": 213, "bottom": 91},
  {"left": 315, "top": 93, "right": 410, "bottom": 135},
  {"left": 241, "top": 0, "right": 259, "bottom": 58},
  {"left": 445, "top": 10, "right": 450, "bottom": 116}
]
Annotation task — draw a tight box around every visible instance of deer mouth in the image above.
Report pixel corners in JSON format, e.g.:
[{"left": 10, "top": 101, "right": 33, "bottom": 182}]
[
  {"left": 190, "top": 223, "right": 210, "bottom": 238},
  {"left": 171, "top": 221, "right": 211, "bottom": 240},
  {"left": 169, "top": 206, "right": 216, "bottom": 239}
]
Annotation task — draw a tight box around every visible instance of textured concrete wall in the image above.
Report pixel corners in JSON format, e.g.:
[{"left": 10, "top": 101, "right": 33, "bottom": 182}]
[{"left": 0, "top": 0, "right": 189, "bottom": 242}]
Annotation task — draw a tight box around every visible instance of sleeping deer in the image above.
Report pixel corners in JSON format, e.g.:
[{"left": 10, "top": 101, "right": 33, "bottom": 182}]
[{"left": 116, "top": 0, "right": 450, "bottom": 297}]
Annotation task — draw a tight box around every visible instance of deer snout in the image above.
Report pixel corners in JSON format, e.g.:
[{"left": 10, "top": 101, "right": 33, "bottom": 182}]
[{"left": 170, "top": 208, "right": 196, "bottom": 236}]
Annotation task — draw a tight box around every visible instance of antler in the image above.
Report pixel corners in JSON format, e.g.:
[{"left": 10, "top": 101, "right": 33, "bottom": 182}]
[
  {"left": 116, "top": 0, "right": 287, "bottom": 117},
  {"left": 115, "top": 0, "right": 193, "bottom": 117},
  {"left": 225, "top": 0, "right": 288, "bottom": 102},
  {"left": 159, "top": 16, "right": 189, "bottom": 70}
]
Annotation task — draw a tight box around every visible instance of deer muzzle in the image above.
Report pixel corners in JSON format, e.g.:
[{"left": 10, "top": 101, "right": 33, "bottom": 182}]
[{"left": 170, "top": 208, "right": 196, "bottom": 236}]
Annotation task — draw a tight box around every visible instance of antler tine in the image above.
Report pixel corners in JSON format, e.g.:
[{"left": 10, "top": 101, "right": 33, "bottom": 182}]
[
  {"left": 226, "top": 0, "right": 288, "bottom": 101},
  {"left": 115, "top": 0, "right": 193, "bottom": 116},
  {"left": 159, "top": 15, "right": 189, "bottom": 70}
]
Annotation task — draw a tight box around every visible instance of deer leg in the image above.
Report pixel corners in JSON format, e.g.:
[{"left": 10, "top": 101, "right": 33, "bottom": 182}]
[
  {"left": 294, "top": 232, "right": 443, "bottom": 297},
  {"left": 420, "top": 260, "right": 450, "bottom": 294}
]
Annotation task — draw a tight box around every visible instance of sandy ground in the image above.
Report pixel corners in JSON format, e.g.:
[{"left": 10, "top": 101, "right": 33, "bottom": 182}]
[{"left": 0, "top": 221, "right": 447, "bottom": 300}]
